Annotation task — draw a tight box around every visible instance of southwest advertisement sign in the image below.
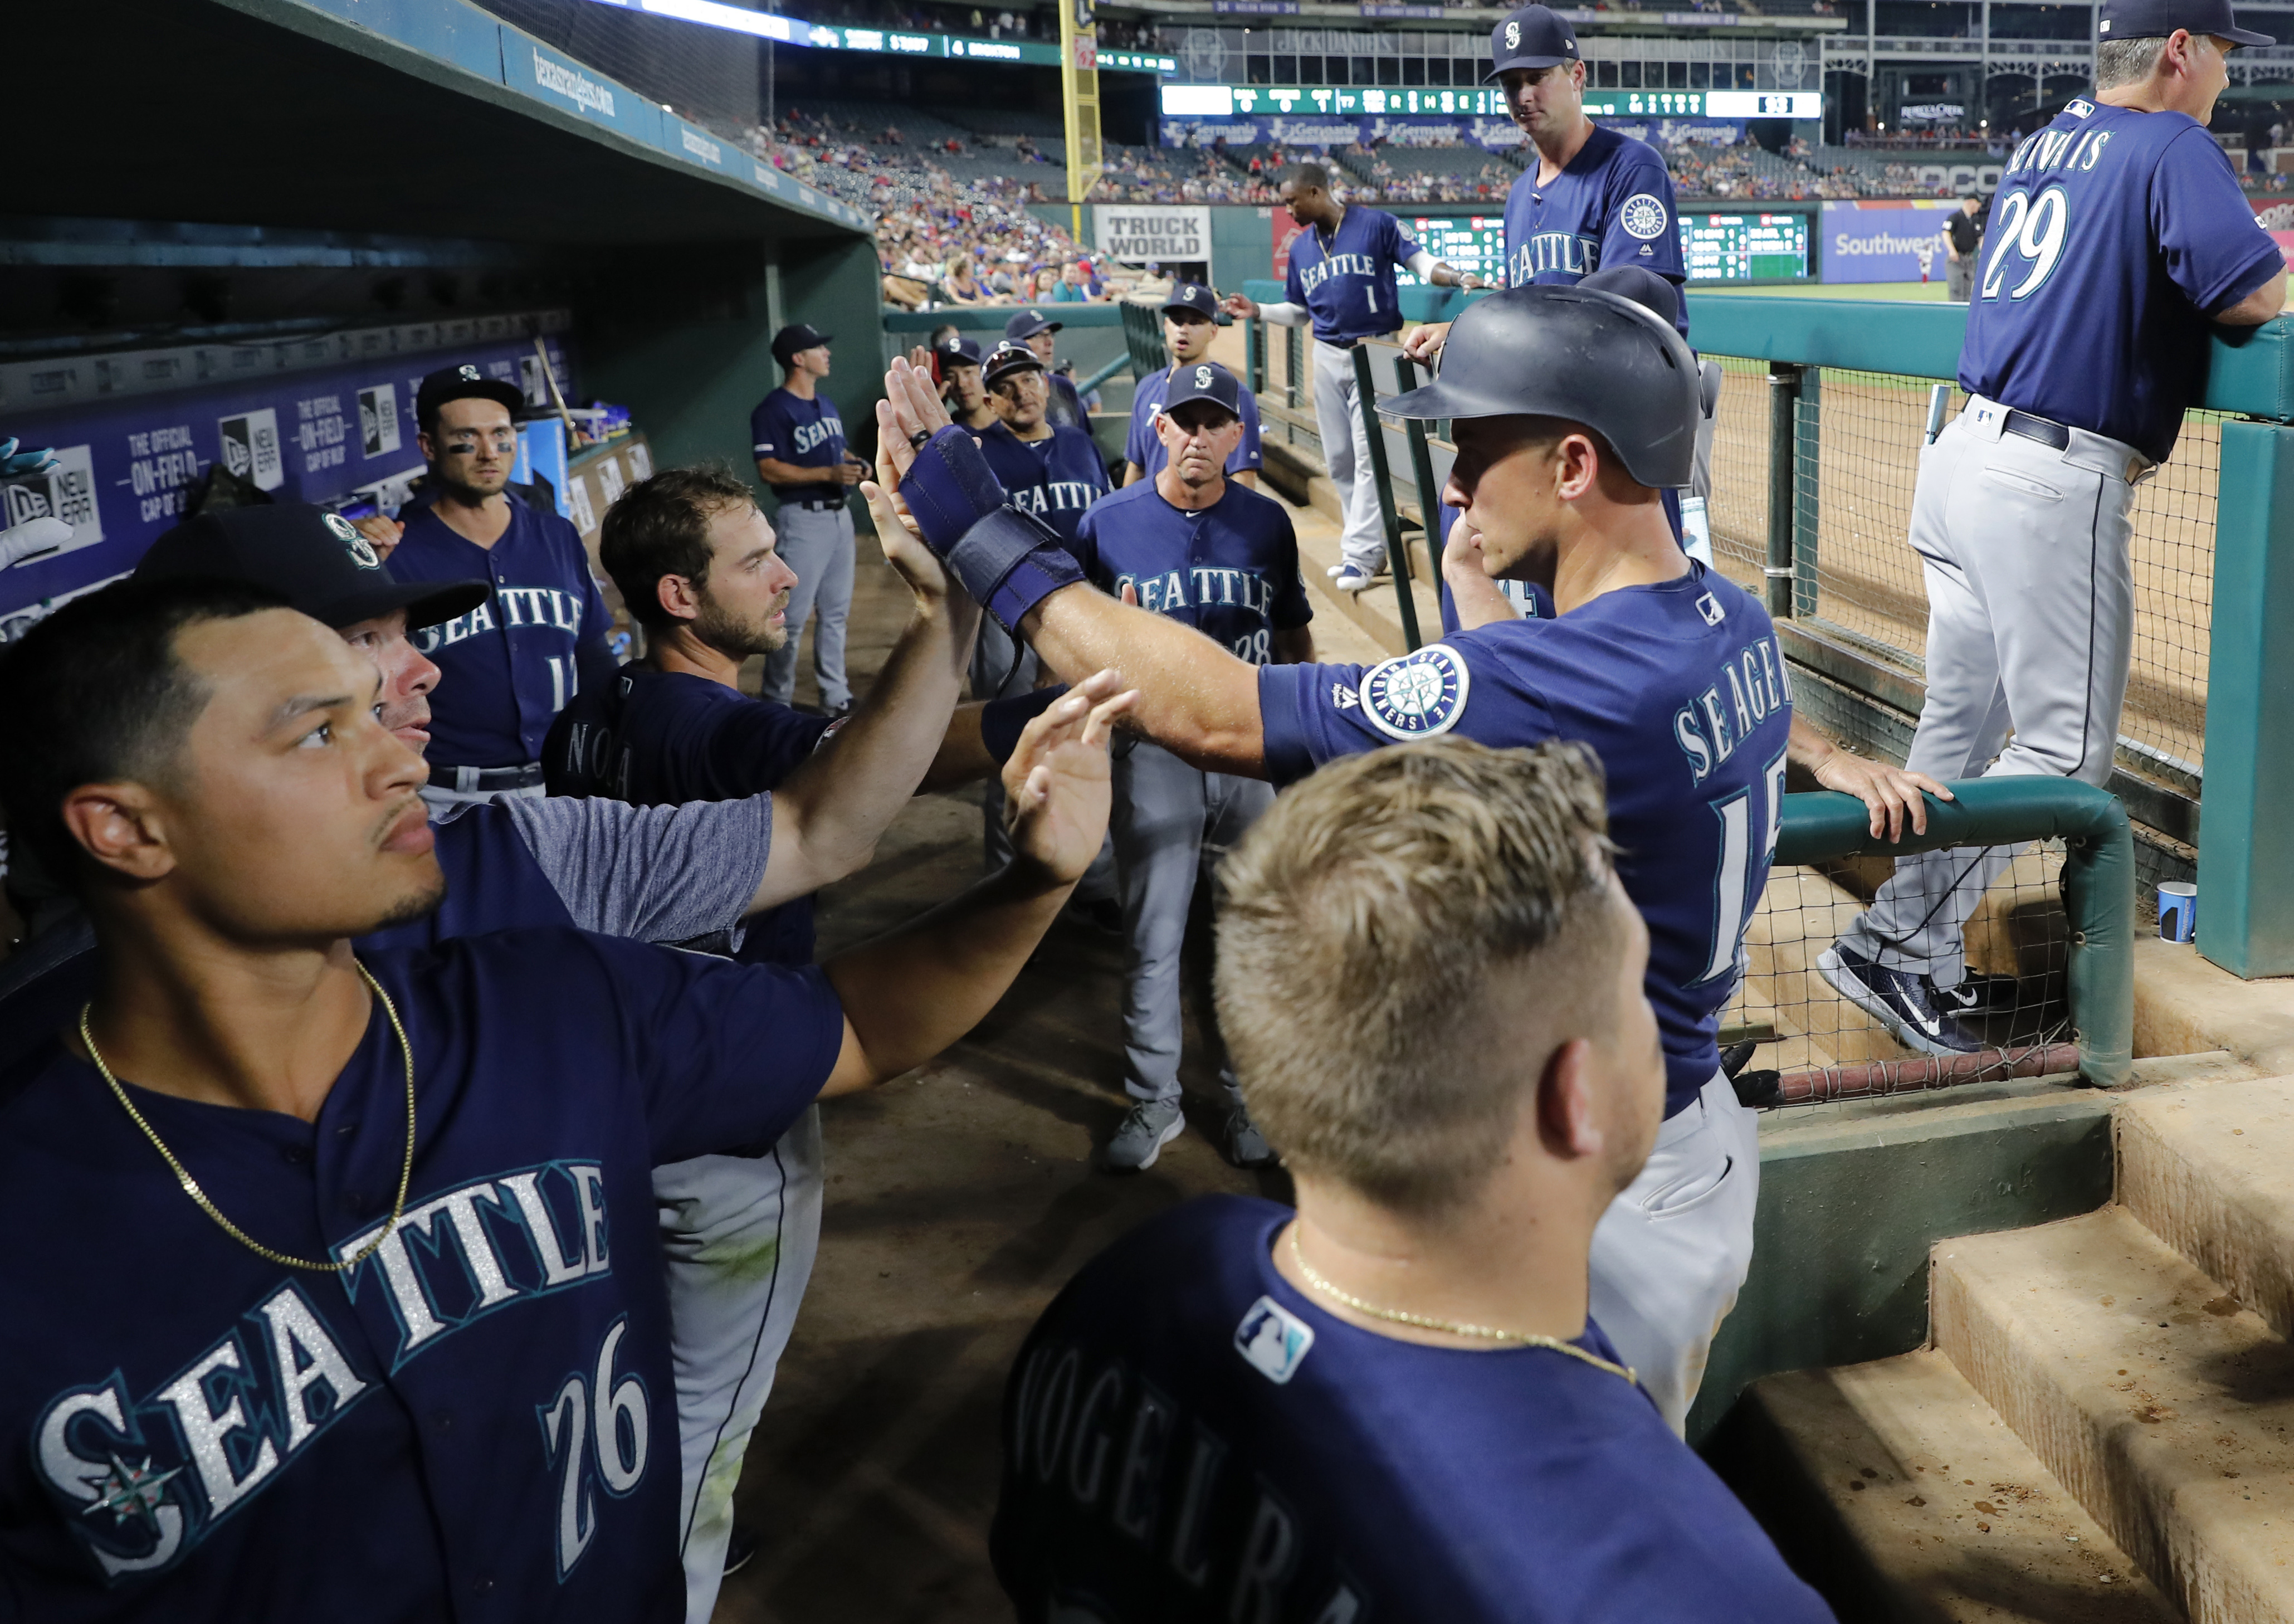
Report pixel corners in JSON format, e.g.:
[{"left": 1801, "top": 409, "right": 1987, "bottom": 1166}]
[{"left": 1820, "top": 199, "right": 1959, "bottom": 284}]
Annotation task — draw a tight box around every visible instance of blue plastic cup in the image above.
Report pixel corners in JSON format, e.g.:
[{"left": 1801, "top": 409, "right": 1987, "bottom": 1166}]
[{"left": 2158, "top": 881, "right": 2198, "bottom": 944}]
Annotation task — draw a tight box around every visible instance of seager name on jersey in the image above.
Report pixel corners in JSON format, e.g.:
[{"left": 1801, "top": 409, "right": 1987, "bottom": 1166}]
[
  {"left": 1673, "top": 630, "right": 1793, "bottom": 784},
  {"left": 36, "top": 1160, "right": 617, "bottom": 1580},
  {"left": 418, "top": 588, "right": 593, "bottom": 653}
]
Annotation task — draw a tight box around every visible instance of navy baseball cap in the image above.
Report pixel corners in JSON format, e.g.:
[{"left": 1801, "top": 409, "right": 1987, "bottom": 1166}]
[
  {"left": 1161, "top": 284, "right": 1222, "bottom": 321},
  {"left": 1162, "top": 360, "right": 1242, "bottom": 420},
  {"left": 1486, "top": 4, "right": 1581, "bottom": 77},
  {"left": 136, "top": 505, "right": 487, "bottom": 632},
  {"left": 1578, "top": 266, "right": 1681, "bottom": 334},
  {"left": 983, "top": 342, "right": 1045, "bottom": 387},
  {"left": 935, "top": 335, "right": 985, "bottom": 369},
  {"left": 2098, "top": 0, "right": 2270, "bottom": 42},
  {"left": 772, "top": 323, "right": 833, "bottom": 365},
  {"left": 1005, "top": 309, "right": 1063, "bottom": 342},
  {"left": 414, "top": 363, "right": 524, "bottom": 428}
]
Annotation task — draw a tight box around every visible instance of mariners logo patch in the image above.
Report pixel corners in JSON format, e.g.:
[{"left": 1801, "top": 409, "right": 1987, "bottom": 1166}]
[
  {"left": 1359, "top": 643, "right": 1469, "bottom": 740},
  {"left": 1505, "top": 19, "right": 1521, "bottom": 47},
  {"left": 325, "top": 511, "right": 380, "bottom": 569},
  {"left": 1235, "top": 1296, "right": 1315, "bottom": 1385},
  {"left": 1194, "top": 364, "right": 1213, "bottom": 391},
  {"left": 1621, "top": 193, "right": 1670, "bottom": 241}
]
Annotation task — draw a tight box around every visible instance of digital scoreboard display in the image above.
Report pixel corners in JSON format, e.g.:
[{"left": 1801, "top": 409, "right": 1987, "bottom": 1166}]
[
  {"left": 1404, "top": 213, "right": 1809, "bottom": 285},
  {"left": 1163, "top": 85, "right": 1820, "bottom": 119}
]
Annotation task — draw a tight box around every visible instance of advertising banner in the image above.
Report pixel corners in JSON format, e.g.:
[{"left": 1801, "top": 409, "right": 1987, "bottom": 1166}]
[
  {"left": 2253, "top": 199, "right": 2294, "bottom": 273},
  {"left": 1099, "top": 205, "right": 1214, "bottom": 263},
  {"left": 1160, "top": 114, "right": 1533, "bottom": 152},
  {"left": 1819, "top": 199, "right": 1958, "bottom": 284},
  {"left": 0, "top": 330, "right": 571, "bottom": 631}
]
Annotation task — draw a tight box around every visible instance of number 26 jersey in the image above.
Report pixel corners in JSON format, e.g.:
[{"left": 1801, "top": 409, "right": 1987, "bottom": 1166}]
[{"left": 1258, "top": 563, "right": 1792, "bottom": 1118}]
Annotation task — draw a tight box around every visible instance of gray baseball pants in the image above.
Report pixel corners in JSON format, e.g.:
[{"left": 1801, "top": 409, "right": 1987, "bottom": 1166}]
[
  {"left": 1313, "top": 337, "right": 1390, "bottom": 573},
  {"left": 1839, "top": 396, "right": 2147, "bottom": 984},
  {"left": 1110, "top": 739, "right": 1273, "bottom": 1106},
  {"left": 763, "top": 501, "right": 855, "bottom": 711}
]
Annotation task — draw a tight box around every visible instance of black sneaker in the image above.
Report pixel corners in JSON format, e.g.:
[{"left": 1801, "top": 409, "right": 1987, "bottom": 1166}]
[
  {"left": 1219, "top": 1108, "right": 1278, "bottom": 1170},
  {"left": 1817, "top": 942, "right": 1984, "bottom": 1056},
  {"left": 724, "top": 1525, "right": 759, "bottom": 1576},
  {"left": 1934, "top": 972, "right": 2022, "bottom": 1018}
]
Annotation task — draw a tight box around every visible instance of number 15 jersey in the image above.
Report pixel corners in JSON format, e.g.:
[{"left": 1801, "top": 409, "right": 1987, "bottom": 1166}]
[
  {"left": 1960, "top": 97, "right": 2283, "bottom": 465},
  {"left": 1258, "top": 564, "right": 1792, "bottom": 1118}
]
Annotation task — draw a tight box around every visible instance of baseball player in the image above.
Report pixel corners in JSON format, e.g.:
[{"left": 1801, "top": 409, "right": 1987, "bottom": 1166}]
[
  {"left": 379, "top": 363, "right": 617, "bottom": 810},
  {"left": 1823, "top": 0, "right": 2284, "bottom": 1055},
  {"left": 0, "top": 570, "right": 1128, "bottom": 1617},
  {"left": 1121, "top": 284, "right": 1263, "bottom": 491},
  {"left": 992, "top": 739, "right": 1836, "bottom": 1621},
  {"left": 1003, "top": 309, "right": 1089, "bottom": 430},
  {"left": 935, "top": 335, "right": 1000, "bottom": 434},
  {"left": 1219, "top": 167, "right": 1478, "bottom": 592},
  {"left": 980, "top": 342, "right": 1113, "bottom": 542},
  {"left": 751, "top": 322, "right": 866, "bottom": 716},
  {"left": 1071, "top": 361, "right": 1312, "bottom": 1172},
  {"left": 870, "top": 287, "right": 1925, "bottom": 1428}
]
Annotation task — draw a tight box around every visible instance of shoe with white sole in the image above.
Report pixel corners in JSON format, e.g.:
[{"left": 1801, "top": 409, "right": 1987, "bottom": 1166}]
[
  {"left": 1332, "top": 563, "right": 1382, "bottom": 593},
  {"left": 1817, "top": 942, "right": 1984, "bottom": 1056},
  {"left": 1104, "top": 1100, "right": 1185, "bottom": 1172}
]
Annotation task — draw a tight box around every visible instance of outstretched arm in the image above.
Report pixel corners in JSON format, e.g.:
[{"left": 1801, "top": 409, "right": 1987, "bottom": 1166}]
[{"left": 818, "top": 681, "right": 1134, "bottom": 1094}]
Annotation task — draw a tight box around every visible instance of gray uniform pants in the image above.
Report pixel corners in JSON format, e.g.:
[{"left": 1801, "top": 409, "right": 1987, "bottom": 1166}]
[
  {"left": 1312, "top": 337, "right": 1389, "bottom": 572},
  {"left": 1840, "top": 397, "right": 2146, "bottom": 983},
  {"left": 763, "top": 501, "right": 855, "bottom": 711},
  {"left": 1111, "top": 740, "right": 1273, "bottom": 1105}
]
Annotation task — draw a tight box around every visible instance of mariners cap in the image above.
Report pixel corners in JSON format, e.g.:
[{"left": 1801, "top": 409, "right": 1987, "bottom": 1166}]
[
  {"left": 983, "top": 342, "right": 1045, "bottom": 387},
  {"left": 935, "top": 335, "right": 985, "bottom": 369},
  {"left": 2097, "top": 0, "right": 2270, "bottom": 42},
  {"left": 1486, "top": 4, "right": 1581, "bottom": 78},
  {"left": 1004, "top": 309, "right": 1063, "bottom": 342},
  {"left": 414, "top": 363, "right": 524, "bottom": 428},
  {"left": 1161, "top": 360, "right": 1243, "bottom": 421},
  {"left": 1578, "top": 265, "right": 1681, "bottom": 334},
  {"left": 135, "top": 505, "right": 489, "bottom": 632},
  {"left": 771, "top": 323, "right": 833, "bottom": 365},
  {"left": 1161, "top": 283, "right": 1222, "bottom": 321}
]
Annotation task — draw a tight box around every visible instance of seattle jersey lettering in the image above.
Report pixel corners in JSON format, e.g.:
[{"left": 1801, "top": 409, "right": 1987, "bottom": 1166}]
[
  {"left": 417, "top": 588, "right": 592, "bottom": 652},
  {"left": 1296, "top": 252, "right": 1383, "bottom": 298},
  {"left": 1009, "top": 480, "right": 1102, "bottom": 521},
  {"left": 790, "top": 413, "right": 845, "bottom": 457},
  {"left": 35, "top": 1161, "right": 616, "bottom": 1581},
  {"left": 1510, "top": 230, "right": 1601, "bottom": 284}
]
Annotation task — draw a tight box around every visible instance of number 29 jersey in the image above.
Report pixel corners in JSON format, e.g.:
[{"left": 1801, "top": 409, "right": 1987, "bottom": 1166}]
[
  {"left": 1258, "top": 564, "right": 1792, "bottom": 1118},
  {"left": 1960, "top": 97, "right": 2283, "bottom": 466}
]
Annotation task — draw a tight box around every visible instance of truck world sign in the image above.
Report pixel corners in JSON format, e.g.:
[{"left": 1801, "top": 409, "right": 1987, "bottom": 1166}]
[{"left": 1098, "top": 207, "right": 1213, "bottom": 264}]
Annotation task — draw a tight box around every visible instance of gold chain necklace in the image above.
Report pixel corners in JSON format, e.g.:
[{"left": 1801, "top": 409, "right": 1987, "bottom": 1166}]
[
  {"left": 78, "top": 962, "right": 417, "bottom": 1274},
  {"left": 1288, "top": 1229, "right": 1637, "bottom": 1385}
]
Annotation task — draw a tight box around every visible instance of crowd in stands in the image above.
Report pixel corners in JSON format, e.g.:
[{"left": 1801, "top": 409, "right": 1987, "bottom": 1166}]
[{"left": 780, "top": 0, "right": 1156, "bottom": 46}]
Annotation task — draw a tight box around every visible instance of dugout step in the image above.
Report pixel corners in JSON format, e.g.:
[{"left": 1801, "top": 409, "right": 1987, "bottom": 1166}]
[
  {"left": 1719, "top": 1350, "right": 2176, "bottom": 1622},
  {"left": 1933, "top": 1206, "right": 2294, "bottom": 1621},
  {"left": 2119, "top": 1076, "right": 2294, "bottom": 1347}
]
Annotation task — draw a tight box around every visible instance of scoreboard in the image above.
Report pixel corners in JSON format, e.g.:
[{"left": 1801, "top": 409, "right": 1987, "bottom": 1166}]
[{"left": 1405, "top": 213, "right": 1809, "bottom": 285}]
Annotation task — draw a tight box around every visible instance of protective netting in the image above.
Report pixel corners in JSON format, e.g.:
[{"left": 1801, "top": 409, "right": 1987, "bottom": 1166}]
[
  {"left": 470, "top": 0, "right": 766, "bottom": 144},
  {"left": 1702, "top": 363, "right": 2218, "bottom": 782},
  {"left": 1722, "top": 844, "right": 2078, "bottom": 1107}
]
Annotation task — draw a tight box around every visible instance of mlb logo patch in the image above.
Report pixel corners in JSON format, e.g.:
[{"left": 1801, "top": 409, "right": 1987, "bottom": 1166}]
[{"left": 1235, "top": 1296, "right": 1315, "bottom": 1384}]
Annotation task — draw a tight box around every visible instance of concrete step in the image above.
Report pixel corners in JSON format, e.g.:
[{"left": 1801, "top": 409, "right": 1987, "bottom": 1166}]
[
  {"left": 1717, "top": 1349, "right": 2177, "bottom": 1622},
  {"left": 1933, "top": 1206, "right": 2294, "bottom": 1621},
  {"left": 2119, "top": 1077, "right": 2294, "bottom": 1347}
]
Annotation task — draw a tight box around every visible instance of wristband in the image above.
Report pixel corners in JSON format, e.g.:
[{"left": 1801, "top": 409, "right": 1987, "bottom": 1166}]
[
  {"left": 899, "top": 425, "right": 1009, "bottom": 556},
  {"left": 943, "top": 508, "right": 1087, "bottom": 631}
]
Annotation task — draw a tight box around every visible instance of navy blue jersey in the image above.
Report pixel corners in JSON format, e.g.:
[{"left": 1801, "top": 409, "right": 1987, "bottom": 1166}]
[
  {"left": 992, "top": 1196, "right": 1836, "bottom": 1623},
  {"left": 1071, "top": 481, "right": 1311, "bottom": 666},
  {"left": 1046, "top": 373, "right": 1088, "bottom": 432},
  {"left": 544, "top": 668, "right": 833, "bottom": 965},
  {"left": 1503, "top": 126, "right": 1689, "bottom": 334},
  {"left": 1961, "top": 99, "right": 2283, "bottom": 464},
  {"left": 1125, "top": 365, "right": 1266, "bottom": 482},
  {"left": 0, "top": 928, "right": 843, "bottom": 1621},
  {"left": 749, "top": 387, "right": 848, "bottom": 501},
  {"left": 1261, "top": 564, "right": 1790, "bottom": 1115},
  {"left": 1282, "top": 207, "right": 1422, "bottom": 343},
  {"left": 978, "top": 421, "right": 1111, "bottom": 543},
  {"left": 388, "top": 501, "right": 614, "bottom": 768}
]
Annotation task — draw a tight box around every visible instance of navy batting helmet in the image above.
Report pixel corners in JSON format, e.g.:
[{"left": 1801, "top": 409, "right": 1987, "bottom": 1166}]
[{"left": 1384, "top": 285, "right": 1700, "bottom": 490}]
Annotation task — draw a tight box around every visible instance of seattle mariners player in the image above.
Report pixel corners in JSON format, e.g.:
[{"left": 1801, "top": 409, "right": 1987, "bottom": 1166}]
[
  {"left": 992, "top": 740, "right": 1836, "bottom": 1622},
  {"left": 1068, "top": 361, "right": 1312, "bottom": 1172},
  {"left": 1219, "top": 167, "right": 1478, "bottom": 592},
  {"left": 936, "top": 335, "right": 1000, "bottom": 434},
  {"left": 0, "top": 572, "right": 1129, "bottom": 1618},
  {"left": 751, "top": 323, "right": 867, "bottom": 715},
  {"left": 871, "top": 288, "right": 1787, "bottom": 1429},
  {"left": 1121, "top": 284, "right": 1263, "bottom": 491},
  {"left": 1824, "top": 0, "right": 2285, "bottom": 1054},
  {"left": 383, "top": 364, "right": 618, "bottom": 810},
  {"left": 1003, "top": 309, "right": 1089, "bottom": 430},
  {"left": 980, "top": 342, "right": 1113, "bottom": 542}
]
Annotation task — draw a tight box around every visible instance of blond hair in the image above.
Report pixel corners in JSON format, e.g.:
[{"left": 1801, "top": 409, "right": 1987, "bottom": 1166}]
[{"left": 1214, "top": 738, "right": 1619, "bottom": 1213}]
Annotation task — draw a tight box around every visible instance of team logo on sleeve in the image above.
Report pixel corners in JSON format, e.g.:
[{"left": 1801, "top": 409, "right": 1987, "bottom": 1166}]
[
  {"left": 1235, "top": 1297, "right": 1315, "bottom": 1384},
  {"left": 1621, "top": 194, "right": 1670, "bottom": 241},
  {"left": 1359, "top": 644, "right": 1470, "bottom": 740}
]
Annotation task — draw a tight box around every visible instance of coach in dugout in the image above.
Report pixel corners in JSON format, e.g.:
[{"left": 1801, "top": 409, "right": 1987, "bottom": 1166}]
[
  {"left": 993, "top": 739, "right": 1835, "bottom": 1621},
  {"left": 753, "top": 323, "right": 868, "bottom": 717},
  {"left": 382, "top": 363, "right": 617, "bottom": 809}
]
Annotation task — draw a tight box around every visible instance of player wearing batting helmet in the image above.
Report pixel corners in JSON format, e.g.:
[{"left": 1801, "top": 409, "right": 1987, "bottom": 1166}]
[{"left": 1822, "top": 0, "right": 2284, "bottom": 1054}]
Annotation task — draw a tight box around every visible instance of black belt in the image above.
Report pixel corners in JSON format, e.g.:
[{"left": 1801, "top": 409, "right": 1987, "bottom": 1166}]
[
  {"left": 778, "top": 493, "right": 846, "bottom": 510},
  {"left": 2002, "top": 408, "right": 2071, "bottom": 451},
  {"left": 439, "top": 762, "right": 545, "bottom": 793}
]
